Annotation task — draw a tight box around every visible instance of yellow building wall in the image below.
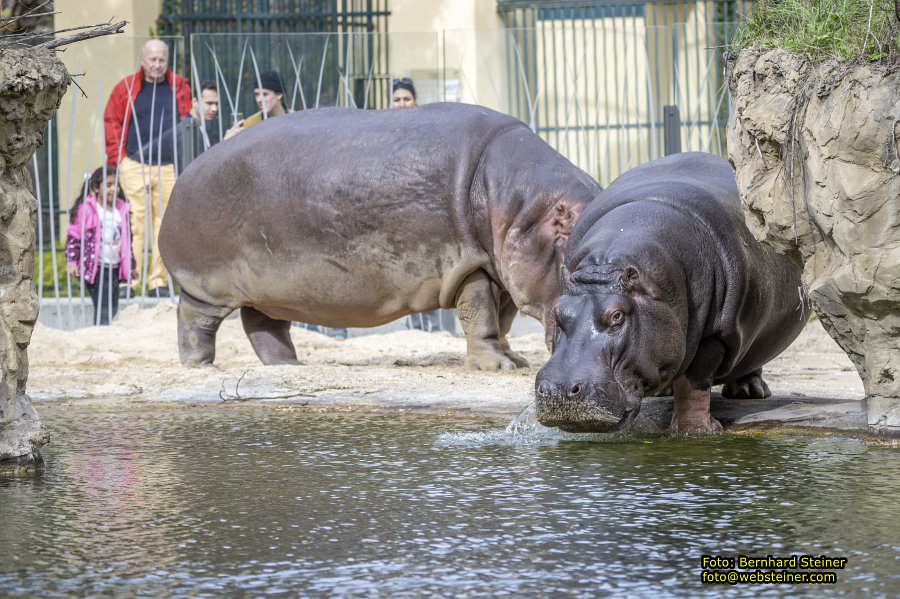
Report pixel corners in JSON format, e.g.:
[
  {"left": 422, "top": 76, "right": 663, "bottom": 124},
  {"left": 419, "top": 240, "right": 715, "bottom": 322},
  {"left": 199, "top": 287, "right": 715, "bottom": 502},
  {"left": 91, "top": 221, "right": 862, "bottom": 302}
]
[{"left": 389, "top": 0, "right": 505, "bottom": 107}]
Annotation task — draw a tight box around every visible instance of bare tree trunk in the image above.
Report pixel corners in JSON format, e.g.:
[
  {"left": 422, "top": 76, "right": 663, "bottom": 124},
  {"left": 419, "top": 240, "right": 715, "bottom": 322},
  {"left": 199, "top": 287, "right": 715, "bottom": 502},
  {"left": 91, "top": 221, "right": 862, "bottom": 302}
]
[{"left": 0, "top": 48, "right": 67, "bottom": 472}]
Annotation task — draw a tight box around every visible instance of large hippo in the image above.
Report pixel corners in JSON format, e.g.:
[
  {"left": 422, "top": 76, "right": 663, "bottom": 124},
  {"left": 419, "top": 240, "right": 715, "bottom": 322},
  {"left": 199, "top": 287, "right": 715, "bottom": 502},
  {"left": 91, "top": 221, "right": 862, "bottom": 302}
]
[
  {"left": 159, "top": 103, "right": 600, "bottom": 369},
  {"left": 535, "top": 152, "right": 808, "bottom": 433}
]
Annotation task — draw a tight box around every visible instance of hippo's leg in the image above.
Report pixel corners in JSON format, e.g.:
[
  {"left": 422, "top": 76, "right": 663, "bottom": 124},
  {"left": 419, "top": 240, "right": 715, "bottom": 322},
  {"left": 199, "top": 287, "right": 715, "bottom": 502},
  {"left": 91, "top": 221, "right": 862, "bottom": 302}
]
[
  {"left": 497, "top": 291, "right": 529, "bottom": 368},
  {"left": 721, "top": 368, "right": 771, "bottom": 399},
  {"left": 455, "top": 270, "right": 526, "bottom": 371},
  {"left": 669, "top": 376, "right": 723, "bottom": 433},
  {"left": 177, "top": 291, "right": 233, "bottom": 367},
  {"left": 240, "top": 307, "right": 300, "bottom": 365},
  {"left": 669, "top": 339, "right": 726, "bottom": 432}
]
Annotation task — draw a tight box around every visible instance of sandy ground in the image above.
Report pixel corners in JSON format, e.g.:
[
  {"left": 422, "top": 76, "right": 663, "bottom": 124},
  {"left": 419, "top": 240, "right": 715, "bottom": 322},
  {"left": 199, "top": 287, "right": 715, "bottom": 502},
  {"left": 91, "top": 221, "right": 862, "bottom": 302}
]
[{"left": 26, "top": 302, "right": 865, "bottom": 427}]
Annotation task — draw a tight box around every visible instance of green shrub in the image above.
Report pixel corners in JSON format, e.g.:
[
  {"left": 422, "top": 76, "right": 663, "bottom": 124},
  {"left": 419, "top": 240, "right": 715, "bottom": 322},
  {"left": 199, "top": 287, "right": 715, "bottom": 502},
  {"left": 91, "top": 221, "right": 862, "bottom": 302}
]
[
  {"left": 33, "top": 245, "right": 83, "bottom": 297},
  {"left": 733, "top": 0, "right": 900, "bottom": 62}
]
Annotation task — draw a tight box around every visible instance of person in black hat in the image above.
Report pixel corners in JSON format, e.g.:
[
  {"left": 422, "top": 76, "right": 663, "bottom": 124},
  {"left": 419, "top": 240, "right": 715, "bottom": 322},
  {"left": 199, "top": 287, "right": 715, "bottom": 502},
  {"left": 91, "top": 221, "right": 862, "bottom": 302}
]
[{"left": 225, "top": 69, "right": 289, "bottom": 139}]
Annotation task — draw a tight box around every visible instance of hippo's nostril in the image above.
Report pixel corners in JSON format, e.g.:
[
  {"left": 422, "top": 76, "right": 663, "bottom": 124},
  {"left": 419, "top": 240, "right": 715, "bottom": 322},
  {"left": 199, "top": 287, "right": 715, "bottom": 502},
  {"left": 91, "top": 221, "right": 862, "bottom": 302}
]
[{"left": 568, "top": 383, "right": 581, "bottom": 397}]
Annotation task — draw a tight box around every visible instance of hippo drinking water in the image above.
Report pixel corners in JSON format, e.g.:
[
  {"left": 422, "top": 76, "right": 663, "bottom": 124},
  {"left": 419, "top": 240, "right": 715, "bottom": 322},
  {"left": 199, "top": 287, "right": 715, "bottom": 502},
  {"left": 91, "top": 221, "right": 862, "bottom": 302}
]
[
  {"left": 159, "top": 103, "right": 599, "bottom": 369},
  {"left": 535, "top": 153, "right": 808, "bottom": 433}
]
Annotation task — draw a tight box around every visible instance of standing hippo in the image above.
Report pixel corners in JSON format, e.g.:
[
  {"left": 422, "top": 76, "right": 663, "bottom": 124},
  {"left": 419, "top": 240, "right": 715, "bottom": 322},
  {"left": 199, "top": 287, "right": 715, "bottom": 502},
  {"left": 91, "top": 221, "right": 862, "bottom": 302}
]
[
  {"left": 535, "top": 153, "right": 808, "bottom": 433},
  {"left": 159, "top": 103, "right": 599, "bottom": 369}
]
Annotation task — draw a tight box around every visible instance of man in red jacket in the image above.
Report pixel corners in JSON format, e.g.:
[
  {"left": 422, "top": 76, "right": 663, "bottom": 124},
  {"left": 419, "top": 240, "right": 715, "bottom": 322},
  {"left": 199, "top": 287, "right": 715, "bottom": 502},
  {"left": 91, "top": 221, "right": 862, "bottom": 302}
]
[{"left": 104, "top": 38, "right": 191, "bottom": 297}]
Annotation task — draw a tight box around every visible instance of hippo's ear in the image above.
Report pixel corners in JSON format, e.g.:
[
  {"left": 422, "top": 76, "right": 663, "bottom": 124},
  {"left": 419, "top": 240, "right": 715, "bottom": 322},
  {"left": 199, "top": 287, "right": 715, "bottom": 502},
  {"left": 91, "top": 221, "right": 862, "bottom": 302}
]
[
  {"left": 621, "top": 265, "right": 664, "bottom": 298},
  {"left": 621, "top": 266, "right": 641, "bottom": 290},
  {"left": 552, "top": 202, "right": 577, "bottom": 239},
  {"left": 552, "top": 202, "right": 580, "bottom": 276}
]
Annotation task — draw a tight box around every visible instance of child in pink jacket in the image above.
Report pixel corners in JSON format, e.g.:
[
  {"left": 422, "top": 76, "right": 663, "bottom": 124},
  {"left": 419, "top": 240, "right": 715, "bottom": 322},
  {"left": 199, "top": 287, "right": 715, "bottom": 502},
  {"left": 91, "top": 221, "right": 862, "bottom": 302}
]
[{"left": 65, "top": 166, "right": 134, "bottom": 325}]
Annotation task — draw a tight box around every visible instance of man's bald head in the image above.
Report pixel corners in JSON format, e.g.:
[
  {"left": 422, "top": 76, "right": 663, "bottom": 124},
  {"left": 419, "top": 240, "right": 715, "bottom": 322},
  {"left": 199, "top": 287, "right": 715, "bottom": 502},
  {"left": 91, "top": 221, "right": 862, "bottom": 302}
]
[{"left": 140, "top": 39, "right": 169, "bottom": 83}]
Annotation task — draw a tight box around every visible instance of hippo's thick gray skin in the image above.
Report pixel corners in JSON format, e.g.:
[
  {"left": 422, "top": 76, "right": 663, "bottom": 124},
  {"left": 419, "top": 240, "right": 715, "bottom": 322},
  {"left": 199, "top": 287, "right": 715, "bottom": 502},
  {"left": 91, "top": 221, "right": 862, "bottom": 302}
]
[
  {"left": 535, "top": 153, "right": 808, "bottom": 433},
  {"left": 159, "top": 103, "right": 599, "bottom": 369}
]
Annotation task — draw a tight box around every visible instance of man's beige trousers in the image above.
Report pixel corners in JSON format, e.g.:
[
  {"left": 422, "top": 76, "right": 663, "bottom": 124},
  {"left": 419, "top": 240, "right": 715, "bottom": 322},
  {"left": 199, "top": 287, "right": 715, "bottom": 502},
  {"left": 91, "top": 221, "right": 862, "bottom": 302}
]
[{"left": 118, "top": 156, "right": 177, "bottom": 292}]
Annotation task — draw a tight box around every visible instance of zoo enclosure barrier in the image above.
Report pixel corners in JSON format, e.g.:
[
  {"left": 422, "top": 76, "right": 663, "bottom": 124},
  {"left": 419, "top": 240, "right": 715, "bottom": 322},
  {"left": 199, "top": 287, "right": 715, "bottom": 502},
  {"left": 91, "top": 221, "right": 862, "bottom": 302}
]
[{"left": 34, "top": 3, "right": 749, "bottom": 329}]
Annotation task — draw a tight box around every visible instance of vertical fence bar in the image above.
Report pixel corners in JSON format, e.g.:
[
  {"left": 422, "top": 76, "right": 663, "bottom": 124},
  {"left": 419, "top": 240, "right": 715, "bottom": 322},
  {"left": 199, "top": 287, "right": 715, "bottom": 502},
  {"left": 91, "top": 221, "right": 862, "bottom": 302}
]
[
  {"left": 32, "top": 154, "right": 43, "bottom": 303},
  {"left": 629, "top": 4, "right": 640, "bottom": 166},
  {"left": 590, "top": 13, "right": 601, "bottom": 183},
  {"left": 692, "top": 0, "right": 702, "bottom": 150},
  {"left": 601, "top": 8, "right": 611, "bottom": 187},
  {"left": 663, "top": 104, "right": 682, "bottom": 154},
  {"left": 539, "top": 8, "right": 549, "bottom": 138},
  {"left": 568, "top": 7, "right": 577, "bottom": 163}
]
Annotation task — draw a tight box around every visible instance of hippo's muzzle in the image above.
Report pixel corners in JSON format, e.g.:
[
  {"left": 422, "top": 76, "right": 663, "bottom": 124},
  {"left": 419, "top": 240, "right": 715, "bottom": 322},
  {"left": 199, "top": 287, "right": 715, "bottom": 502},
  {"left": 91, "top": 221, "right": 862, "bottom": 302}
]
[{"left": 534, "top": 374, "right": 640, "bottom": 432}]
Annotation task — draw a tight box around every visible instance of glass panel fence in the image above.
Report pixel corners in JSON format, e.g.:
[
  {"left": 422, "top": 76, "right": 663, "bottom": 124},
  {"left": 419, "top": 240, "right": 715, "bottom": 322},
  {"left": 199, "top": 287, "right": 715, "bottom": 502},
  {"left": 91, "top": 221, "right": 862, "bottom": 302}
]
[{"left": 34, "top": 24, "right": 736, "bottom": 329}]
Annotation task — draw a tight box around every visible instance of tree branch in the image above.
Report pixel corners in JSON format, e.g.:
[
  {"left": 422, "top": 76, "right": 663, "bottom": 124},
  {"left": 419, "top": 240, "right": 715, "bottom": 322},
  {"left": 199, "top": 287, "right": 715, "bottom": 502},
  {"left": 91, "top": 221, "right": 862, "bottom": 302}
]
[
  {"left": 69, "top": 72, "right": 87, "bottom": 98},
  {"left": 0, "top": 10, "right": 57, "bottom": 25},
  {"left": 32, "top": 20, "right": 128, "bottom": 50}
]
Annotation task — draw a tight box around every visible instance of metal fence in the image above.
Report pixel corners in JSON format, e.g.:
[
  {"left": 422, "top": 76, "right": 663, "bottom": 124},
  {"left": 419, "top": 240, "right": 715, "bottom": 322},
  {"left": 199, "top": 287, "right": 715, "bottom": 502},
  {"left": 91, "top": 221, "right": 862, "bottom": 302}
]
[
  {"left": 33, "top": 30, "right": 442, "bottom": 328},
  {"left": 33, "top": 1, "right": 752, "bottom": 328},
  {"left": 159, "top": 0, "right": 394, "bottom": 115},
  {"left": 157, "top": 0, "right": 391, "bottom": 36},
  {"left": 497, "top": 0, "right": 753, "bottom": 186}
]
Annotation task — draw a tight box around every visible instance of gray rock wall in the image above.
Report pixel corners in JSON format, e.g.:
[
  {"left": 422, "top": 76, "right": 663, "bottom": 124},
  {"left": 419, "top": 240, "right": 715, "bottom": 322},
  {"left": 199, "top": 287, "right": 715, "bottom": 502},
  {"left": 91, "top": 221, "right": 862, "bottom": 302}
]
[
  {"left": 0, "top": 48, "right": 69, "bottom": 470},
  {"left": 728, "top": 46, "right": 900, "bottom": 431}
]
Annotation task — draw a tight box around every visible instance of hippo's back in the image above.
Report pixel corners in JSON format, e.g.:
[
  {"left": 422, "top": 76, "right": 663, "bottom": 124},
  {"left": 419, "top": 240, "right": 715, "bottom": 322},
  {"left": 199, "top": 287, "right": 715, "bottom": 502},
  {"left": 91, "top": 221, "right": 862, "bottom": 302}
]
[
  {"left": 578, "top": 153, "right": 741, "bottom": 234},
  {"left": 159, "top": 103, "right": 526, "bottom": 319}
]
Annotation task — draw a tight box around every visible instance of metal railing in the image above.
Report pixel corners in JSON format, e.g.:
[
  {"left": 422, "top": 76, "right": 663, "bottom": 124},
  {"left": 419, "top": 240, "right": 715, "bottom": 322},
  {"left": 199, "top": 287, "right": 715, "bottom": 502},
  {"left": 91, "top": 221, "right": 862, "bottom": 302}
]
[
  {"left": 34, "top": 13, "right": 747, "bottom": 328},
  {"left": 157, "top": 0, "right": 391, "bottom": 37},
  {"left": 497, "top": 0, "right": 752, "bottom": 185}
]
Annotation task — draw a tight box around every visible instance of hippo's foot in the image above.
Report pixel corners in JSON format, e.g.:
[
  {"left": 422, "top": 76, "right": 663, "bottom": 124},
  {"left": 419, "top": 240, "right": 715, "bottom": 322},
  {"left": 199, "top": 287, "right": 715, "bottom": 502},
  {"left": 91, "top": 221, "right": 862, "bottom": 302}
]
[
  {"left": 504, "top": 349, "right": 530, "bottom": 369},
  {"left": 466, "top": 342, "right": 529, "bottom": 371},
  {"left": 669, "top": 412, "right": 723, "bottom": 434},
  {"left": 183, "top": 354, "right": 217, "bottom": 368},
  {"left": 670, "top": 377, "right": 723, "bottom": 434},
  {"left": 240, "top": 307, "right": 300, "bottom": 365},
  {"left": 178, "top": 292, "right": 232, "bottom": 367},
  {"left": 721, "top": 369, "right": 771, "bottom": 399}
]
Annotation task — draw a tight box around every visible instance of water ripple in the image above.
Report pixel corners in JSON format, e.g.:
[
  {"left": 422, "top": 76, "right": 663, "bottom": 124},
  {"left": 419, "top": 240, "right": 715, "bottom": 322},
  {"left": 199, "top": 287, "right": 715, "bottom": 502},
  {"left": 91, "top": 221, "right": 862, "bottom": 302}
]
[{"left": 0, "top": 403, "right": 898, "bottom": 597}]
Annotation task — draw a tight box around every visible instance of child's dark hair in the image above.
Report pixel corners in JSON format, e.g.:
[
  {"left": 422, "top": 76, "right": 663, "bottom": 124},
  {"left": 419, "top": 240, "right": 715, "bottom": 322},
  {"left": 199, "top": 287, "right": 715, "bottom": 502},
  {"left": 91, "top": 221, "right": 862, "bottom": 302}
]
[{"left": 70, "top": 166, "right": 122, "bottom": 219}]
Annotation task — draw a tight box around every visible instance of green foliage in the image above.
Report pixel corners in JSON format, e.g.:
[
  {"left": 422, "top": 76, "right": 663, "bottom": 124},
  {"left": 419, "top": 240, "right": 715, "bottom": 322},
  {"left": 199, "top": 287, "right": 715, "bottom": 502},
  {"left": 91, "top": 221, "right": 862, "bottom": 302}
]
[
  {"left": 33, "top": 245, "right": 80, "bottom": 297},
  {"left": 155, "top": 0, "right": 180, "bottom": 37},
  {"left": 733, "top": 0, "right": 900, "bottom": 62}
]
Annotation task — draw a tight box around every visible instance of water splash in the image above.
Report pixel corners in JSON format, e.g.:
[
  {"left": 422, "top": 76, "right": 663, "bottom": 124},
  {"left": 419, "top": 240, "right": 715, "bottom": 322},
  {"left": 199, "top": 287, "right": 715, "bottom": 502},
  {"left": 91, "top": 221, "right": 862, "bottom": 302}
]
[
  {"left": 504, "top": 401, "right": 539, "bottom": 436},
  {"left": 435, "top": 402, "right": 640, "bottom": 448},
  {"left": 434, "top": 403, "right": 552, "bottom": 447}
]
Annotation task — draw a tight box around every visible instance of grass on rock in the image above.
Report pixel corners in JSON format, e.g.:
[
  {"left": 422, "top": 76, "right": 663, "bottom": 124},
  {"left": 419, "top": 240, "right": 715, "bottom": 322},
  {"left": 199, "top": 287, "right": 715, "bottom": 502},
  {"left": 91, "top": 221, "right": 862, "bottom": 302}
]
[{"left": 733, "top": 0, "right": 900, "bottom": 63}]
